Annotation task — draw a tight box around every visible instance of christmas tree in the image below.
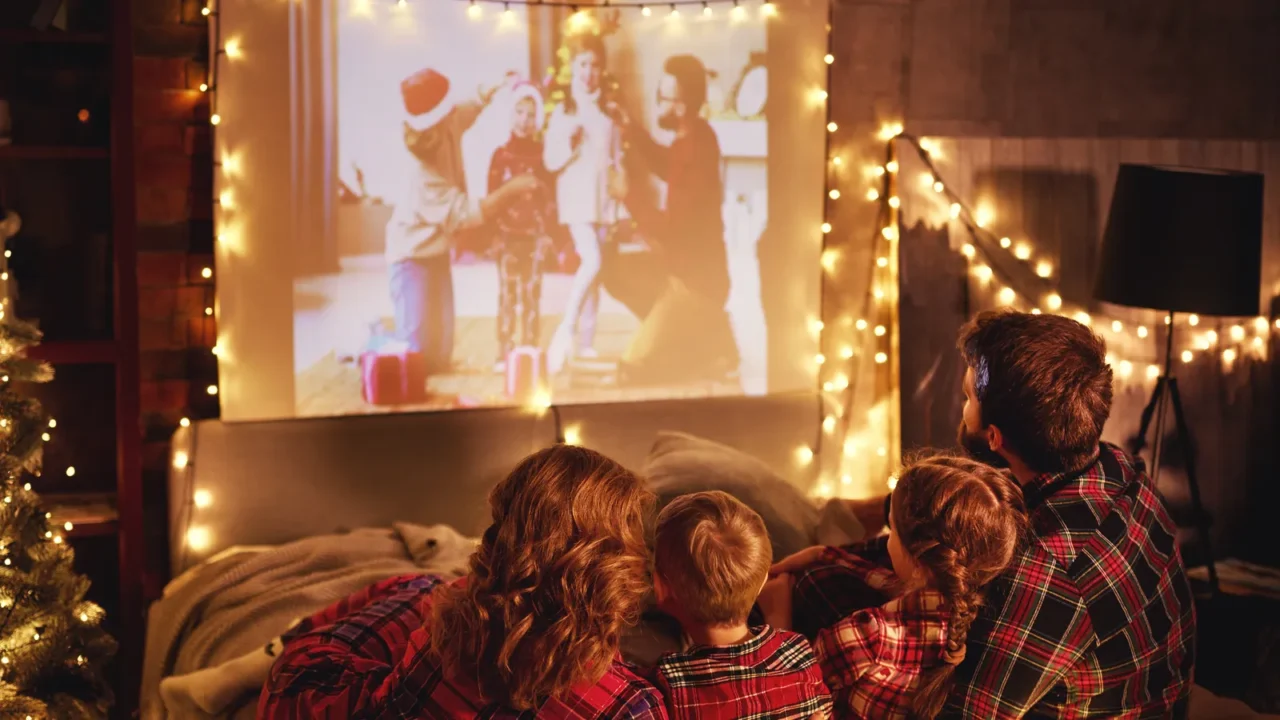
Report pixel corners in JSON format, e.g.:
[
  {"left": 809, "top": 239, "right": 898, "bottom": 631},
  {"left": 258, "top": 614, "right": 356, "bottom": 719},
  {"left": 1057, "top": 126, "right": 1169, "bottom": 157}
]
[{"left": 0, "top": 209, "right": 116, "bottom": 719}]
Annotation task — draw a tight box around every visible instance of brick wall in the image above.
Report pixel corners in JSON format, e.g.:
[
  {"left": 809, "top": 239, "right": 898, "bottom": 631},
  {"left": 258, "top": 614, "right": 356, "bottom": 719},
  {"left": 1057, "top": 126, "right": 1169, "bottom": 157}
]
[{"left": 133, "top": 0, "right": 217, "bottom": 598}]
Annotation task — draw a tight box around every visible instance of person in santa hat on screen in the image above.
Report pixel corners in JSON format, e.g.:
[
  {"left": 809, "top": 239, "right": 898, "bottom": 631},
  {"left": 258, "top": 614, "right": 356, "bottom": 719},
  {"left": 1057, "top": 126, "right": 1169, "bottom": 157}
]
[{"left": 385, "top": 68, "right": 538, "bottom": 375}]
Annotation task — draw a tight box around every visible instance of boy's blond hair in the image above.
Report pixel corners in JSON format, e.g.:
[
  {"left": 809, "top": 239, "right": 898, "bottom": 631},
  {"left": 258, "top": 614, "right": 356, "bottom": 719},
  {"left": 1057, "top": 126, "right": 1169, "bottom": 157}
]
[{"left": 653, "top": 491, "right": 772, "bottom": 626}]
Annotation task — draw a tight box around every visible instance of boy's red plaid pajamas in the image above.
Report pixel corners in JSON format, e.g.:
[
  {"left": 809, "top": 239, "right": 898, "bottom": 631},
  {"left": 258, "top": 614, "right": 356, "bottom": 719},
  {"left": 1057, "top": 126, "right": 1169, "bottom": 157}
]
[
  {"left": 652, "top": 625, "right": 833, "bottom": 719},
  {"left": 259, "top": 573, "right": 669, "bottom": 719}
]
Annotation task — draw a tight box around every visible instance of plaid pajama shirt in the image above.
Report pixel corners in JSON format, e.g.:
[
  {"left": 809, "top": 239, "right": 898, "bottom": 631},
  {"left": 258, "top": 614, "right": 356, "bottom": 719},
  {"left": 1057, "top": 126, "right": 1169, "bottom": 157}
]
[
  {"left": 259, "top": 574, "right": 669, "bottom": 719},
  {"left": 652, "top": 625, "right": 833, "bottom": 719},
  {"left": 804, "top": 442, "right": 1196, "bottom": 719}
]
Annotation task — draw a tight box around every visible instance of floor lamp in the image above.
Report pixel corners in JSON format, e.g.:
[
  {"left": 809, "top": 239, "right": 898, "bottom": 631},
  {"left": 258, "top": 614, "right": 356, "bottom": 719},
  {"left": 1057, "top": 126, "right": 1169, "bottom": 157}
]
[{"left": 1093, "top": 164, "right": 1264, "bottom": 598}]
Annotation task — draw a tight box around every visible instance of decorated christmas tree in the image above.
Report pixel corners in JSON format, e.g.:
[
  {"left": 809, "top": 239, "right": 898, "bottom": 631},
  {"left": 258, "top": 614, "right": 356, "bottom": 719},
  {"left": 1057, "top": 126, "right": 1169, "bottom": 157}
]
[{"left": 0, "top": 209, "right": 116, "bottom": 719}]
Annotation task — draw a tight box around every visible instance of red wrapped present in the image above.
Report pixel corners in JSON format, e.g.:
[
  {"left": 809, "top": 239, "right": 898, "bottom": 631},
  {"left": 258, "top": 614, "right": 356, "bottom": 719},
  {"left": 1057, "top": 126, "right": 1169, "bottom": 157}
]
[{"left": 361, "top": 342, "right": 428, "bottom": 405}]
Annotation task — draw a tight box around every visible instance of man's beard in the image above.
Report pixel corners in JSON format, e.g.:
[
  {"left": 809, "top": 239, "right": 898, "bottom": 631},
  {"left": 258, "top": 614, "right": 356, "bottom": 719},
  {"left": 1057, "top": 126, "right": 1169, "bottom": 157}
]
[
  {"left": 957, "top": 420, "right": 1008, "bottom": 468},
  {"left": 657, "top": 111, "right": 679, "bottom": 131}
]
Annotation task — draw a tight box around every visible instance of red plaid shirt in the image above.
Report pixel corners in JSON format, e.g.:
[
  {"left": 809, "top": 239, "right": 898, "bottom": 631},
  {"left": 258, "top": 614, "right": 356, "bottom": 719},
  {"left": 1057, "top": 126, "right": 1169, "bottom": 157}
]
[
  {"left": 808, "top": 443, "right": 1196, "bottom": 719},
  {"left": 652, "top": 625, "right": 832, "bottom": 719},
  {"left": 791, "top": 549, "right": 948, "bottom": 720},
  {"left": 259, "top": 574, "right": 669, "bottom": 719}
]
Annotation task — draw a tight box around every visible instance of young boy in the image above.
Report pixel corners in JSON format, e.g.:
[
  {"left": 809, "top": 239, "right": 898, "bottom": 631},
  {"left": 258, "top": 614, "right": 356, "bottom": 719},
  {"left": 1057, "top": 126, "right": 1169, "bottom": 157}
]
[
  {"left": 652, "top": 491, "right": 833, "bottom": 720},
  {"left": 486, "top": 82, "right": 556, "bottom": 373}
]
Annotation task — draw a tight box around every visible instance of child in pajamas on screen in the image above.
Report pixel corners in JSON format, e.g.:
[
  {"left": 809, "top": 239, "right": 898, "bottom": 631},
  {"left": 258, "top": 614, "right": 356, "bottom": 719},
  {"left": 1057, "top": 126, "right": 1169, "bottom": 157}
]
[{"left": 487, "top": 82, "right": 557, "bottom": 372}]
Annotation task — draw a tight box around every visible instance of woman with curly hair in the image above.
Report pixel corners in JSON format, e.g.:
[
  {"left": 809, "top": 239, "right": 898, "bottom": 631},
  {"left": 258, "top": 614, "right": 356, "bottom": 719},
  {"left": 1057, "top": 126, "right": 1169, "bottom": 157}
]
[{"left": 258, "top": 444, "right": 665, "bottom": 718}]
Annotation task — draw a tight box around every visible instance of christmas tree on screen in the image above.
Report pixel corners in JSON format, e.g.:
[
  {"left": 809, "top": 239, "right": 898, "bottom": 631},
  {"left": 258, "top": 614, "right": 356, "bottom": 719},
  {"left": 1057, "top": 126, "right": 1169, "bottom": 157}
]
[{"left": 0, "top": 210, "right": 116, "bottom": 719}]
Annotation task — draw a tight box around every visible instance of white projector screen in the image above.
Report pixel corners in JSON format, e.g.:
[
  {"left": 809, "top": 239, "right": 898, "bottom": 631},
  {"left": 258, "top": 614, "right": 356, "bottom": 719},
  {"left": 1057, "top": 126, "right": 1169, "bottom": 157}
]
[{"left": 214, "top": 0, "right": 828, "bottom": 421}]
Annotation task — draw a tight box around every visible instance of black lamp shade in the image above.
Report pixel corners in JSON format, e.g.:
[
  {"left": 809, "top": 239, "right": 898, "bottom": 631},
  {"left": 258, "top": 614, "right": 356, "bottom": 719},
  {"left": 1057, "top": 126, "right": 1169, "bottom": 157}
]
[{"left": 1094, "top": 164, "right": 1263, "bottom": 317}]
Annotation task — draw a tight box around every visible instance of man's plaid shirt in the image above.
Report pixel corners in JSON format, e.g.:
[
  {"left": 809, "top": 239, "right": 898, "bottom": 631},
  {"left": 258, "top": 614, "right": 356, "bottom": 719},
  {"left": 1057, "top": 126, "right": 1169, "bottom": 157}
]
[
  {"left": 810, "top": 442, "right": 1196, "bottom": 719},
  {"left": 259, "top": 573, "right": 669, "bottom": 719},
  {"left": 651, "top": 625, "right": 832, "bottom": 719}
]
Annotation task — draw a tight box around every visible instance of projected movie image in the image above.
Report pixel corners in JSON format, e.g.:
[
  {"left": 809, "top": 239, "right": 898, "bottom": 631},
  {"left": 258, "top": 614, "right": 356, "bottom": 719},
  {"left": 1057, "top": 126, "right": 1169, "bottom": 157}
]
[{"left": 294, "top": 1, "right": 778, "bottom": 415}]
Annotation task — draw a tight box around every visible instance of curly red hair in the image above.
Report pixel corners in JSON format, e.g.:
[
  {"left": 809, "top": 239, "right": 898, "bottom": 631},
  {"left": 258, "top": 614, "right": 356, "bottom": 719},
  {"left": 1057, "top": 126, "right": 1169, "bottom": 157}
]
[{"left": 428, "top": 444, "right": 652, "bottom": 710}]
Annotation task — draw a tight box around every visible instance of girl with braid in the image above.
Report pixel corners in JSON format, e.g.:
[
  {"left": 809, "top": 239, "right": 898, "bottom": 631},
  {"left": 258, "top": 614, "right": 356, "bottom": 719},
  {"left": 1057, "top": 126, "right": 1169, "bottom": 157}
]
[{"left": 760, "top": 454, "right": 1027, "bottom": 720}]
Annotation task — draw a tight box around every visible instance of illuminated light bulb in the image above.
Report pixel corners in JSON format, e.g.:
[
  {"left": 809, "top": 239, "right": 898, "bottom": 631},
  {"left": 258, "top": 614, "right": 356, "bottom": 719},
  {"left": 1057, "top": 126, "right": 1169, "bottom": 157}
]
[
  {"left": 1014, "top": 244, "right": 1032, "bottom": 260},
  {"left": 641, "top": 5, "right": 651, "bottom": 15},
  {"left": 826, "top": 122, "right": 838, "bottom": 133},
  {"left": 201, "top": 6, "right": 211, "bottom": 16},
  {"left": 667, "top": 5, "right": 679, "bottom": 18},
  {"left": 187, "top": 526, "right": 212, "bottom": 551},
  {"left": 503, "top": 3, "right": 514, "bottom": 17},
  {"left": 876, "top": 446, "right": 888, "bottom": 457},
  {"left": 1046, "top": 293, "right": 1063, "bottom": 311},
  {"left": 831, "top": 374, "right": 849, "bottom": 390},
  {"left": 933, "top": 181, "right": 945, "bottom": 193},
  {"left": 949, "top": 203, "right": 961, "bottom": 218},
  {"left": 960, "top": 243, "right": 975, "bottom": 259},
  {"left": 702, "top": 3, "right": 712, "bottom": 15},
  {"left": 814, "top": 88, "right": 828, "bottom": 102},
  {"left": 467, "top": 1, "right": 481, "bottom": 19},
  {"left": 874, "top": 352, "right": 888, "bottom": 364},
  {"left": 209, "top": 113, "right": 221, "bottom": 126},
  {"left": 844, "top": 440, "right": 857, "bottom": 456},
  {"left": 821, "top": 249, "right": 838, "bottom": 272},
  {"left": 831, "top": 156, "right": 843, "bottom": 166},
  {"left": 1035, "top": 261, "right": 1053, "bottom": 278},
  {"left": 204, "top": 307, "right": 213, "bottom": 316},
  {"left": 974, "top": 206, "right": 994, "bottom": 228},
  {"left": 223, "top": 38, "right": 241, "bottom": 58},
  {"left": 206, "top": 384, "right": 219, "bottom": 396},
  {"left": 866, "top": 188, "right": 880, "bottom": 201},
  {"left": 815, "top": 354, "right": 826, "bottom": 366},
  {"left": 919, "top": 173, "right": 935, "bottom": 189},
  {"left": 1188, "top": 314, "right": 1200, "bottom": 326},
  {"left": 873, "top": 287, "right": 885, "bottom": 300},
  {"left": 888, "top": 196, "right": 901, "bottom": 209},
  {"left": 760, "top": 2, "right": 776, "bottom": 16},
  {"left": 731, "top": 2, "right": 744, "bottom": 18},
  {"left": 79, "top": 612, "right": 88, "bottom": 622},
  {"left": 820, "top": 222, "right": 832, "bottom": 234},
  {"left": 872, "top": 165, "right": 886, "bottom": 177},
  {"left": 396, "top": 0, "right": 406, "bottom": 6},
  {"left": 1181, "top": 350, "right": 1193, "bottom": 363},
  {"left": 218, "top": 189, "right": 234, "bottom": 208},
  {"left": 839, "top": 345, "right": 854, "bottom": 359},
  {"left": 876, "top": 256, "right": 888, "bottom": 268},
  {"left": 1222, "top": 348, "right": 1237, "bottom": 364},
  {"left": 41, "top": 432, "right": 50, "bottom": 442},
  {"left": 795, "top": 446, "right": 814, "bottom": 465},
  {"left": 64, "top": 521, "right": 73, "bottom": 532},
  {"left": 877, "top": 123, "right": 899, "bottom": 141},
  {"left": 918, "top": 137, "right": 939, "bottom": 156},
  {"left": 841, "top": 474, "right": 852, "bottom": 485},
  {"left": 65, "top": 467, "right": 75, "bottom": 477},
  {"left": 1030, "top": 308, "right": 1042, "bottom": 314},
  {"left": 811, "top": 319, "right": 825, "bottom": 334},
  {"left": 1255, "top": 316, "right": 1269, "bottom": 333},
  {"left": 1253, "top": 337, "right": 1264, "bottom": 349},
  {"left": 822, "top": 415, "right": 836, "bottom": 433},
  {"left": 45, "top": 512, "right": 51, "bottom": 519},
  {"left": 814, "top": 483, "right": 832, "bottom": 498},
  {"left": 1146, "top": 364, "right": 1160, "bottom": 380},
  {"left": 821, "top": 381, "right": 833, "bottom": 392},
  {"left": 1111, "top": 320, "right": 1123, "bottom": 333},
  {"left": 23, "top": 483, "right": 30, "bottom": 491},
  {"left": 974, "top": 265, "right": 993, "bottom": 282},
  {"left": 998, "top": 287, "right": 1016, "bottom": 305},
  {"left": 1206, "top": 329, "right": 1218, "bottom": 346},
  {"left": 881, "top": 226, "right": 898, "bottom": 241},
  {"left": 1073, "top": 312, "right": 1092, "bottom": 326},
  {"left": 1137, "top": 325, "right": 1149, "bottom": 339},
  {"left": 201, "top": 266, "right": 213, "bottom": 279},
  {"left": 887, "top": 475, "right": 899, "bottom": 491},
  {"left": 1104, "top": 353, "right": 1116, "bottom": 367},
  {"left": 1276, "top": 319, "right": 1280, "bottom": 331},
  {"left": 44, "top": 531, "right": 51, "bottom": 539},
  {"left": 874, "top": 325, "right": 886, "bottom": 337},
  {"left": 48, "top": 418, "right": 56, "bottom": 428},
  {"left": 529, "top": 389, "right": 553, "bottom": 412},
  {"left": 1230, "top": 325, "right": 1245, "bottom": 342},
  {"left": 563, "top": 424, "right": 582, "bottom": 445},
  {"left": 824, "top": 53, "right": 834, "bottom": 64},
  {"left": 3, "top": 250, "right": 9, "bottom": 258},
  {"left": 855, "top": 319, "right": 868, "bottom": 331},
  {"left": 828, "top": 189, "right": 841, "bottom": 200},
  {"left": 885, "top": 160, "right": 899, "bottom": 174},
  {"left": 999, "top": 236, "right": 1012, "bottom": 249},
  {"left": 173, "top": 450, "right": 189, "bottom": 470}
]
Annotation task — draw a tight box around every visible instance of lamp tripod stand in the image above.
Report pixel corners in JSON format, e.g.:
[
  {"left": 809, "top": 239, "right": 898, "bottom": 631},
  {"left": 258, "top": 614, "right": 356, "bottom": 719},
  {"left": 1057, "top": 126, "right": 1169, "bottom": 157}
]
[{"left": 1132, "top": 312, "right": 1218, "bottom": 597}]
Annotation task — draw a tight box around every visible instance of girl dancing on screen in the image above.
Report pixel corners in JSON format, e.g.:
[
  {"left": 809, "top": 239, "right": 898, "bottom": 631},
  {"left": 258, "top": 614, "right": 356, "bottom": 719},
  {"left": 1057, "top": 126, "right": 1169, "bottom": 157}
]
[{"left": 543, "top": 32, "right": 622, "bottom": 374}]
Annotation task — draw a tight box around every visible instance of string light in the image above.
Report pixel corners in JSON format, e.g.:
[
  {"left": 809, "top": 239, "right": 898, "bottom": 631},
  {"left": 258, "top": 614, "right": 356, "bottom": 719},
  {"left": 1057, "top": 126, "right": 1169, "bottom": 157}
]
[
  {"left": 1188, "top": 314, "right": 1200, "bottom": 326},
  {"left": 1181, "top": 350, "right": 1194, "bottom": 363},
  {"left": 1137, "top": 325, "right": 1149, "bottom": 339}
]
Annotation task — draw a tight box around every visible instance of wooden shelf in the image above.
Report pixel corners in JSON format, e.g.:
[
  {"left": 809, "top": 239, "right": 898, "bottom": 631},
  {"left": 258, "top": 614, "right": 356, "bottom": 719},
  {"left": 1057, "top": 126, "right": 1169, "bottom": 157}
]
[
  {"left": 27, "top": 340, "right": 118, "bottom": 365},
  {"left": 43, "top": 492, "right": 119, "bottom": 539},
  {"left": 0, "top": 145, "right": 110, "bottom": 161},
  {"left": 0, "top": 28, "right": 108, "bottom": 45}
]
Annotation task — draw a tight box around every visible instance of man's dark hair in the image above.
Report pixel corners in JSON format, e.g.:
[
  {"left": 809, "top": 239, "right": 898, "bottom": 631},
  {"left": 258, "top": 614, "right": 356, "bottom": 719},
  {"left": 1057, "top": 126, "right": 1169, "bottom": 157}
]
[
  {"left": 663, "top": 54, "right": 708, "bottom": 112},
  {"left": 958, "top": 309, "right": 1113, "bottom": 474}
]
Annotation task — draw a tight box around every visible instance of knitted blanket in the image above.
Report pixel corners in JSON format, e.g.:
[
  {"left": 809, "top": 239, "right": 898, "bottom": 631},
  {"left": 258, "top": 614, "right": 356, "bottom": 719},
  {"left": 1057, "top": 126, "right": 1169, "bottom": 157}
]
[{"left": 140, "top": 524, "right": 476, "bottom": 720}]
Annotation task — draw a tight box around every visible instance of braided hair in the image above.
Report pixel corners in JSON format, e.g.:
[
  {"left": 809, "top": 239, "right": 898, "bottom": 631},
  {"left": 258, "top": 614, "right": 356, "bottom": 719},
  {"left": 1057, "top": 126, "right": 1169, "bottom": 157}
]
[{"left": 890, "top": 453, "right": 1028, "bottom": 719}]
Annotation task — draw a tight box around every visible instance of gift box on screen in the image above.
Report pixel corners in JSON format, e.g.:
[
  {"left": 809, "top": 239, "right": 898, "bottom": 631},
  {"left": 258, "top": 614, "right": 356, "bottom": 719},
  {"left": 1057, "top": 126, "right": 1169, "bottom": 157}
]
[
  {"left": 505, "top": 346, "right": 546, "bottom": 403},
  {"left": 360, "top": 339, "right": 428, "bottom": 406}
]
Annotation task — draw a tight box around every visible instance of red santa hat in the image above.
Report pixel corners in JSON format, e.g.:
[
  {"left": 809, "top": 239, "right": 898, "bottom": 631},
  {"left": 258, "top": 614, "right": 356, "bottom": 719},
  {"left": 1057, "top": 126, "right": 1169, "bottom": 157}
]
[
  {"left": 401, "top": 68, "right": 455, "bottom": 132},
  {"left": 508, "top": 81, "right": 545, "bottom": 129}
]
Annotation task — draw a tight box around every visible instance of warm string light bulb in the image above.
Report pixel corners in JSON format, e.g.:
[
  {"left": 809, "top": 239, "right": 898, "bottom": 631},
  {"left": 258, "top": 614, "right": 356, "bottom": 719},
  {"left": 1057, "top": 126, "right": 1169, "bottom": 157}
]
[
  {"left": 641, "top": 5, "right": 651, "bottom": 15},
  {"left": 999, "top": 236, "right": 1012, "bottom": 249},
  {"left": 1046, "top": 293, "right": 1062, "bottom": 311},
  {"left": 730, "top": 2, "right": 744, "bottom": 18},
  {"left": 1188, "top": 314, "right": 1200, "bottom": 326},
  {"left": 703, "top": 3, "right": 712, "bottom": 15},
  {"left": 760, "top": 1, "right": 776, "bottom": 16},
  {"left": 823, "top": 53, "right": 834, "bottom": 64},
  {"left": 1137, "top": 325, "right": 1149, "bottom": 339},
  {"left": 1013, "top": 243, "right": 1031, "bottom": 260},
  {"left": 467, "top": 0, "right": 481, "bottom": 18}
]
